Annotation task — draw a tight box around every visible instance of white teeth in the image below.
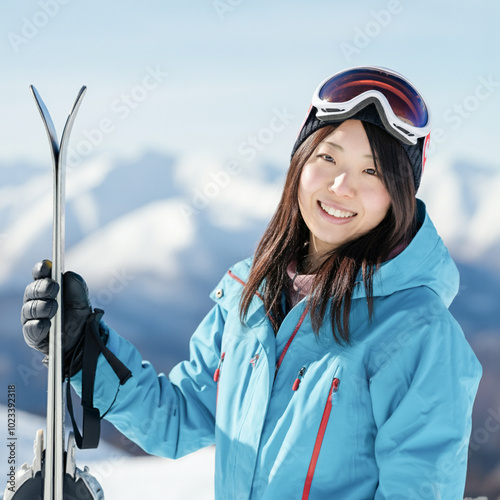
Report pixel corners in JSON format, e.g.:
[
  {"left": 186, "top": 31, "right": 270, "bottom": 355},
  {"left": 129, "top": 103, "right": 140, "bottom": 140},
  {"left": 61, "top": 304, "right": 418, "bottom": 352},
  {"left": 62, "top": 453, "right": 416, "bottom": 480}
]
[{"left": 320, "top": 202, "right": 356, "bottom": 218}]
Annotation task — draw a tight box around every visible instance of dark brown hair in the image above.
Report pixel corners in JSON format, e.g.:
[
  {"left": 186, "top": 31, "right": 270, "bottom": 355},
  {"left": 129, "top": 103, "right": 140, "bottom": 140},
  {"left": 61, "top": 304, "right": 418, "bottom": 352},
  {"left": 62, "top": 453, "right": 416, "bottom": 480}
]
[{"left": 240, "top": 121, "right": 417, "bottom": 344}]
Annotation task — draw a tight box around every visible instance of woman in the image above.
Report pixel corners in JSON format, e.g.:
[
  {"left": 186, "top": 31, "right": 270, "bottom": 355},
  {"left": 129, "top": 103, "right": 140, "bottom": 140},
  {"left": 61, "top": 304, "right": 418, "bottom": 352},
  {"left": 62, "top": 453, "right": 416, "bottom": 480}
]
[{"left": 22, "top": 67, "right": 482, "bottom": 499}]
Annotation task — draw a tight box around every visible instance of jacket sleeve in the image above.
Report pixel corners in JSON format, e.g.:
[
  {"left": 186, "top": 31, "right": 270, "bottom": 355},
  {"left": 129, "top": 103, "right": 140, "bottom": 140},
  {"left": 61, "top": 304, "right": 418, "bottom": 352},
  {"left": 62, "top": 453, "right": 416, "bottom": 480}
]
[
  {"left": 369, "top": 312, "right": 482, "bottom": 500},
  {"left": 71, "top": 303, "right": 226, "bottom": 459}
]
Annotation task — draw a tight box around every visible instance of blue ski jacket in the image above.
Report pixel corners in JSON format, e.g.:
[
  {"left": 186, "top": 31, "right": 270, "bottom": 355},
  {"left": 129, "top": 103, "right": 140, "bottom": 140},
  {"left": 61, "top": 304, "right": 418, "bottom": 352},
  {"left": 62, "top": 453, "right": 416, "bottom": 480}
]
[{"left": 73, "top": 200, "right": 481, "bottom": 499}]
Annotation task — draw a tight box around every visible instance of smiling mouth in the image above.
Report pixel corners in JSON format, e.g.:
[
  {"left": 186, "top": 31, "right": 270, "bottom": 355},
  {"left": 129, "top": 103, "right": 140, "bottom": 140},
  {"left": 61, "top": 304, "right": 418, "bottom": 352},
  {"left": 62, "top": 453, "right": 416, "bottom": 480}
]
[{"left": 319, "top": 202, "right": 357, "bottom": 218}]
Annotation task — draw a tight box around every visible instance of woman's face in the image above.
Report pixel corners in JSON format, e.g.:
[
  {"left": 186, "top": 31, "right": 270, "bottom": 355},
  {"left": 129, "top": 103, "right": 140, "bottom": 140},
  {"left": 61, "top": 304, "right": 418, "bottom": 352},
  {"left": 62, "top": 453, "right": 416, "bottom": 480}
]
[{"left": 298, "top": 119, "right": 392, "bottom": 265}]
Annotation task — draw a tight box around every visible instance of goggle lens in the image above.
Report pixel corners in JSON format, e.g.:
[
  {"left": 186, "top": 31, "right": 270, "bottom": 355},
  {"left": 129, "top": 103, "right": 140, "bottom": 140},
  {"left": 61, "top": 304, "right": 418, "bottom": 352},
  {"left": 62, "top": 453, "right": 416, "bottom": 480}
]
[{"left": 318, "top": 68, "right": 429, "bottom": 128}]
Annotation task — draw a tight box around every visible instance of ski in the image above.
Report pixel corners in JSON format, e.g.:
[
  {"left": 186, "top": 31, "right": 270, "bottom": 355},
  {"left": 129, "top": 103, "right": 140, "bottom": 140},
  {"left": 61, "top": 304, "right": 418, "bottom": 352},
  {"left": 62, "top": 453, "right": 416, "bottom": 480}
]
[
  {"left": 3, "top": 86, "right": 103, "bottom": 500},
  {"left": 35, "top": 84, "right": 87, "bottom": 500}
]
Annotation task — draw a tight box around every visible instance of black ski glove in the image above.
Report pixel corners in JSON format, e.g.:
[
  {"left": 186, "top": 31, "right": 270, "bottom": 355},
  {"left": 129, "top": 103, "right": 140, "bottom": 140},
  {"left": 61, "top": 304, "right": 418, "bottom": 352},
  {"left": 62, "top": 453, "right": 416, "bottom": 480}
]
[{"left": 21, "top": 259, "right": 94, "bottom": 375}]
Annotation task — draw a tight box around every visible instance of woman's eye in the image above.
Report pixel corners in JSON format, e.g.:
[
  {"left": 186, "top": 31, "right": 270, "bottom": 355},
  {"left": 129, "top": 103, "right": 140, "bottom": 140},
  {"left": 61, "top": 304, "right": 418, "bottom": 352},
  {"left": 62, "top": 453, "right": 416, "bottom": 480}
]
[
  {"left": 317, "top": 154, "right": 335, "bottom": 163},
  {"left": 364, "top": 168, "right": 378, "bottom": 176}
]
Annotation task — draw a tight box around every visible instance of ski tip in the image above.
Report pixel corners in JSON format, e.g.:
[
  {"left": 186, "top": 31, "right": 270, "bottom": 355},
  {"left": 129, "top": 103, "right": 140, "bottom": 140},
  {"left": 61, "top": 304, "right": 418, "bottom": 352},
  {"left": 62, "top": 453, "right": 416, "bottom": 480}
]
[
  {"left": 29, "top": 85, "right": 87, "bottom": 99},
  {"left": 78, "top": 85, "right": 88, "bottom": 97},
  {"left": 71, "top": 85, "right": 87, "bottom": 108},
  {"left": 65, "top": 85, "right": 87, "bottom": 121}
]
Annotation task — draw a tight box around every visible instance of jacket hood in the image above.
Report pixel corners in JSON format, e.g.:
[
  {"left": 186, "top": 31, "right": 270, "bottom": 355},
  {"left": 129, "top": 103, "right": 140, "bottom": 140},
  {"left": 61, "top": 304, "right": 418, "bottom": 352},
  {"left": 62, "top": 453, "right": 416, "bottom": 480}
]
[{"left": 357, "top": 199, "right": 459, "bottom": 308}]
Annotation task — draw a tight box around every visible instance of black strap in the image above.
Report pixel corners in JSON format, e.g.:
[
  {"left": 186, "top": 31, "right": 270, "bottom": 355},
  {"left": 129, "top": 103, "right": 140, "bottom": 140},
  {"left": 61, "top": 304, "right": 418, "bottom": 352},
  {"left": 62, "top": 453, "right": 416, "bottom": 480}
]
[{"left": 67, "top": 309, "right": 132, "bottom": 449}]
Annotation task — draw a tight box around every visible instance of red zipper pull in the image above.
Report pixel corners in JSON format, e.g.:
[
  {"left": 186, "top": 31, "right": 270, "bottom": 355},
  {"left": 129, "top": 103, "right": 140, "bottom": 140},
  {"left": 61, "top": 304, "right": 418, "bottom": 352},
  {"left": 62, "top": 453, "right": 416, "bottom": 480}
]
[
  {"left": 213, "top": 352, "right": 225, "bottom": 382},
  {"left": 292, "top": 366, "right": 307, "bottom": 391},
  {"left": 250, "top": 353, "right": 260, "bottom": 368},
  {"left": 332, "top": 377, "right": 340, "bottom": 392}
]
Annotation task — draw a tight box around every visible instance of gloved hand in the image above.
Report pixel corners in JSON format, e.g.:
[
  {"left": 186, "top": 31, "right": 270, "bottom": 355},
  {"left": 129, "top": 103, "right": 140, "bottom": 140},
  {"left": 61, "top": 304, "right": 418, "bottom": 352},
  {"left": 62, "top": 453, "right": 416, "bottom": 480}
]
[{"left": 21, "top": 260, "right": 93, "bottom": 374}]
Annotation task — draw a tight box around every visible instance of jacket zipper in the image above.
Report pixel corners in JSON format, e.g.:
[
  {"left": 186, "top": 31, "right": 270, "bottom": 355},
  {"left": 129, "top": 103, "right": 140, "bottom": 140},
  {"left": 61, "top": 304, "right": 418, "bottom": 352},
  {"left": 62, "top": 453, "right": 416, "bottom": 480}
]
[
  {"left": 302, "top": 370, "right": 342, "bottom": 500},
  {"left": 275, "top": 306, "right": 309, "bottom": 379},
  {"left": 213, "top": 352, "right": 225, "bottom": 382},
  {"left": 292, "top": 365, "right": 307, "bottom": 391},
  {"left": 214, "top": 352, "right": 225, "bottom": 411}
]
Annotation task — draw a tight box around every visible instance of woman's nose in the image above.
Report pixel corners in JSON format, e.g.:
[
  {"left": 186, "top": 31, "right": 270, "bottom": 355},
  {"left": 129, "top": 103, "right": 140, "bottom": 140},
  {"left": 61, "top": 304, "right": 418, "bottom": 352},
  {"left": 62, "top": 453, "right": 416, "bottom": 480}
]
[{"left": 328, "top": 172, "right": 355, "bottom": 198}]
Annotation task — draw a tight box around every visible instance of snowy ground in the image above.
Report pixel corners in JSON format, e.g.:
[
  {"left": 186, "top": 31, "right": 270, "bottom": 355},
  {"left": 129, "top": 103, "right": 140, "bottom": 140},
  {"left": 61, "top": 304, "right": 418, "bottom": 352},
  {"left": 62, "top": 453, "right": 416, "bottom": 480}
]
[
  {"left": 0, "top": 405, "right": 214, "bottom": 499},
  {"left": 86, "top": 448, "right": 215, "bottom": 499}
]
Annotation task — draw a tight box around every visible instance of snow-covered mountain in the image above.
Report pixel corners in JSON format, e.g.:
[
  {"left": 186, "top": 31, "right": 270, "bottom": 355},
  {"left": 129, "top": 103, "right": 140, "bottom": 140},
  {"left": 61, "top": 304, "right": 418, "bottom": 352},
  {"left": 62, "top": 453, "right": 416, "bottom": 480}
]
[
  {"left": 0, "top": 151, "right": 499, "bottom": 495},
  {"left": 1, "top": 152, "right": 499, "bottom": 400},
  {"left": 418, "top": 157, "right": 500, "bottom": 266},
  {"left": 2, "top": 152, "right": 498, "bottom": 292},
  {"left": 0, "top": 151, "right": 284, "bottom": 410}
]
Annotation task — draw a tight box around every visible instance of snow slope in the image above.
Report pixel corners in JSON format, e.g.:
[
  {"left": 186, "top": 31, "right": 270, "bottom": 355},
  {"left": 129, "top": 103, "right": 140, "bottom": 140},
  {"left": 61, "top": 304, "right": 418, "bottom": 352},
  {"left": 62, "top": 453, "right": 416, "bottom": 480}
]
[
  {"left": 0, "top": 152, "right": 498, "bottom": 497},
  {"left": 0, "top": 404, "right": 214, "bottom": 499},
  {"left": 418, "top": 158, "right": 500, "bottom": 265},
  {"left": 0, "top": 405, "right": 122, "bottom": 470},
  {"left": 85, "top": 449, "right": 215, "bottom": 500}
]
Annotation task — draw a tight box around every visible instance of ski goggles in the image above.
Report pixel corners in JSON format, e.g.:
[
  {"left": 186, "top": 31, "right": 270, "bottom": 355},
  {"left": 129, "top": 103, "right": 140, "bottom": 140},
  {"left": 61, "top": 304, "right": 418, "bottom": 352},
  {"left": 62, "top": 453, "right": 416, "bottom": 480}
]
[{"left": 311, "top": 66, "right": 431, "bottom": 146}]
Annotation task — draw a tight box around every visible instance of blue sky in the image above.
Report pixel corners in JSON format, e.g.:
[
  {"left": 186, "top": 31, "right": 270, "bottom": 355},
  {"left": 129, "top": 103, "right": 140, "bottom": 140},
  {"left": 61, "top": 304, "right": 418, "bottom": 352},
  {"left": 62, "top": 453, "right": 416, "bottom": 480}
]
[{"left": 1, "top": 0, "right": 499, "bottom": 170}]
